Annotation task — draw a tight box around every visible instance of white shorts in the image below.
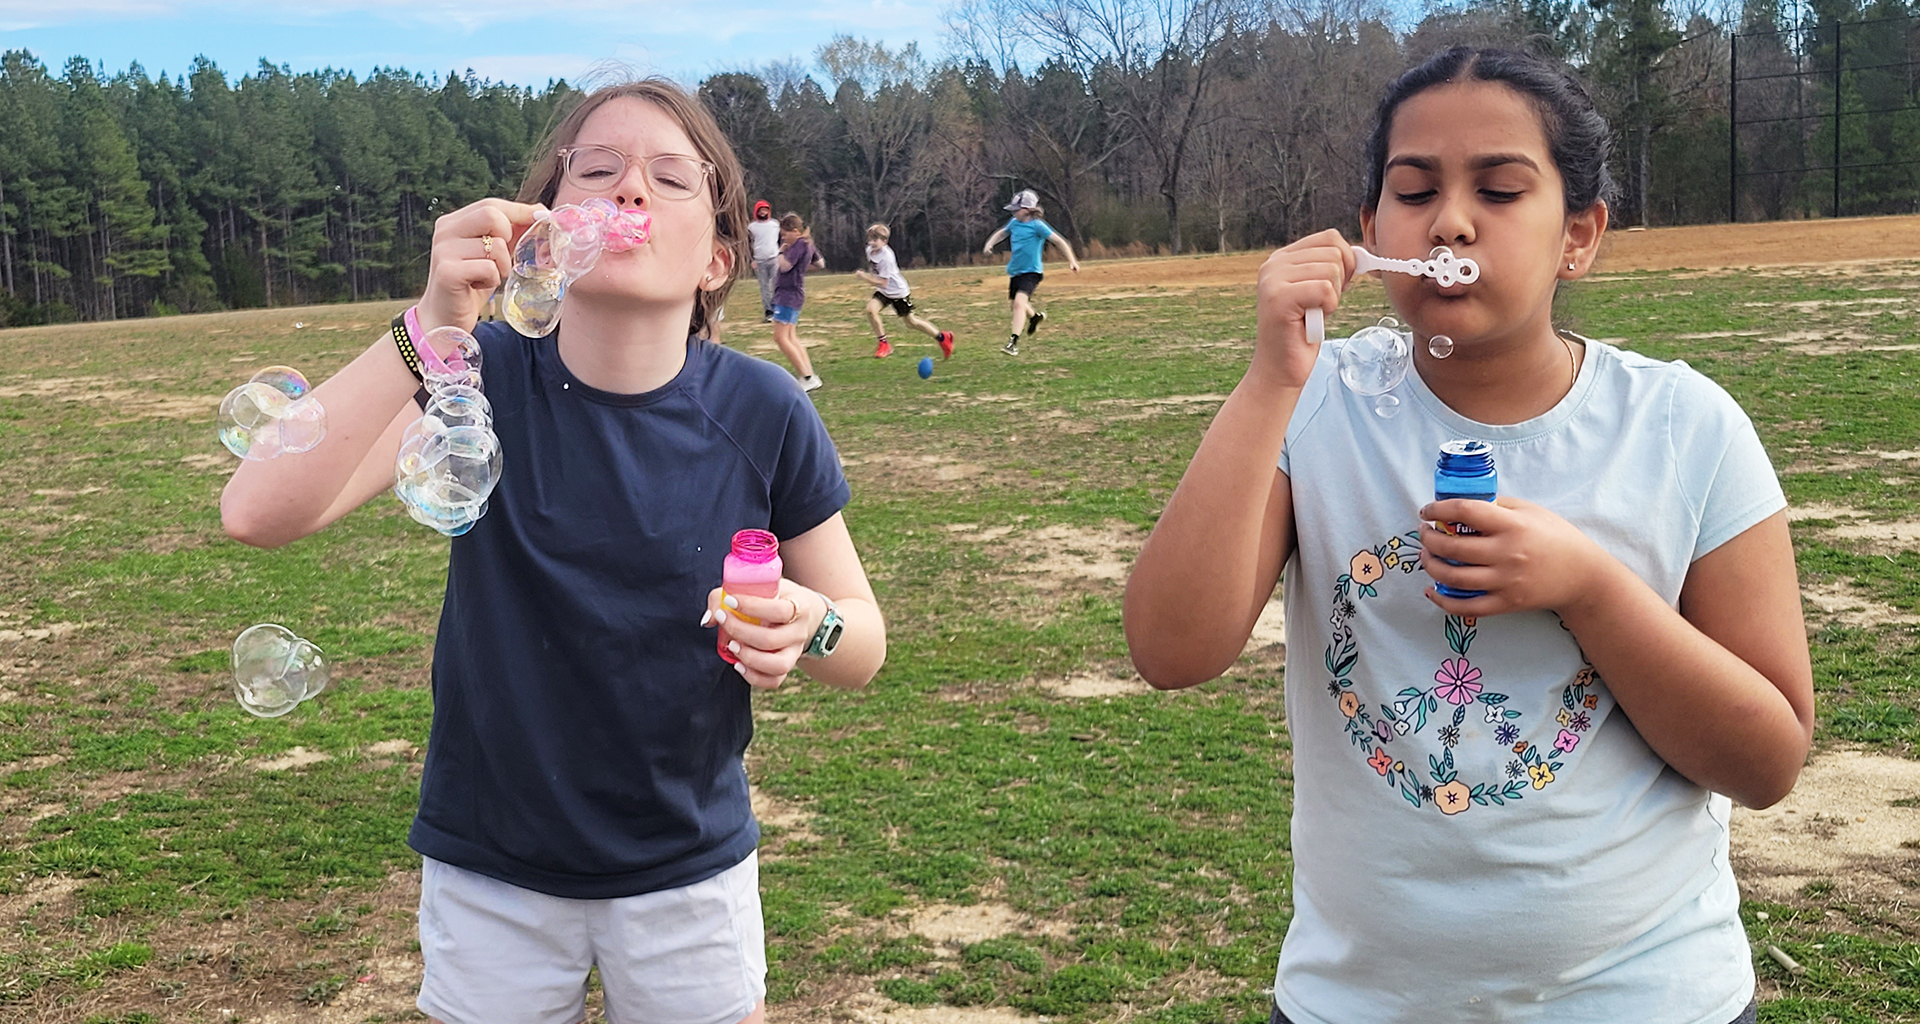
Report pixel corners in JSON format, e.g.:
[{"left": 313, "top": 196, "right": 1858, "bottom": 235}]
[{"left": 417, "top": 852, "right": 766, "bottom": 1024}]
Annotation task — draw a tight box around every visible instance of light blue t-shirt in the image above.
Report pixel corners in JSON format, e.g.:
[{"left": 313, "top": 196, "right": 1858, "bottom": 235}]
[
  {"left": 1004, "top": 218, "right": 1053, "bottom": 276},
  {"left": 1274, "top": 337, "right": 1782, "bottom": 1024}
]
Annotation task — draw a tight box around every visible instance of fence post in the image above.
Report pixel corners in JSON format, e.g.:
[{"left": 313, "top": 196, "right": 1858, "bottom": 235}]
[
  {"left": 1833, "top": 20, "right": 1843, "bottom": 219},
  {"left": 1729, "top": 31, "right": 1738, "bottom": 223}
]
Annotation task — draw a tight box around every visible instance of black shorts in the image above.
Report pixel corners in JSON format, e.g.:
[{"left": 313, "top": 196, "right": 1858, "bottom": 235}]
[
  {"left": 1008, "top": 272, "right": 1043, "bottom": 300},
  {"left": 871, "top": 292, "right": 915, "bottom": 317}
]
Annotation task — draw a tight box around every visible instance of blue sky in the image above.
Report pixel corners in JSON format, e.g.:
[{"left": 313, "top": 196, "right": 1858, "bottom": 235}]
[{"left": 0, "top": 0, "right": 951, "bottom": 88}]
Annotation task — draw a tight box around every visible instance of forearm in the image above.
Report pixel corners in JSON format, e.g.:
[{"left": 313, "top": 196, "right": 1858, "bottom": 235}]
[
  {"left": 798, "top": 595, "right": 884, "bottom": 689},
  {"left": 220, "top": 332, "right": 420, "bottom": 547},
  {"left": 1559, "top": 558, "right": 1812, "bottom": 807},
  {"left": 1125, "top": 363, "right": 1299, "bottom": 687}
]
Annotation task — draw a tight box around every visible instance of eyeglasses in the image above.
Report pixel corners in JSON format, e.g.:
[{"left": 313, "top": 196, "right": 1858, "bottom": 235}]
[{"left": 556, "top": 145, "right": 715, "bottom": 202}]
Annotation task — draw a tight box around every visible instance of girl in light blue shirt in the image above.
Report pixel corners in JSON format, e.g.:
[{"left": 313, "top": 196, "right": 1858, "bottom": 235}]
[{"left": 1127, "top": 47, "right": 1811, "bottom": 1024}]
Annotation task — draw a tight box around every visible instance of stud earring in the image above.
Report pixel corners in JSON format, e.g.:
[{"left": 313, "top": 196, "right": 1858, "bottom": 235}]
[{"left": 1568, "top": 261, "right": 1576, "bottom": 270}]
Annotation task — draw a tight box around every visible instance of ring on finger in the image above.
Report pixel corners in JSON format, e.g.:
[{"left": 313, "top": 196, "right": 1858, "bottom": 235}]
[
  {"left": 787, "top": 597, "right": 800, "bottom": 624},
  {"left": 481, "top": 235, "right": 494, "bottom": 256}
]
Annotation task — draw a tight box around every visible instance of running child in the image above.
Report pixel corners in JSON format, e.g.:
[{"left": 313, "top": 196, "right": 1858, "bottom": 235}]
[
  {"left": 1124, "top": 47, "right": 1810, "bottom": 1024},
  {"left": 222, "top": 78, "right": 886, "bottom": 1024},
  {"left": 981, "top": 189, "right": 1078, "bottom": 355},
  {"left": 771, "top": 211, "right": 827, "bottom": 391},
  {"left": 855, "top": 223, "right": 954, "bottom": 359}
]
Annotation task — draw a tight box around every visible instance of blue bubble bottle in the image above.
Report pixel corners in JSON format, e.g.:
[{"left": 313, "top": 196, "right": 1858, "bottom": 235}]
[{"left": 1434, "top": 439, "right": 1496, "bottom": 599}]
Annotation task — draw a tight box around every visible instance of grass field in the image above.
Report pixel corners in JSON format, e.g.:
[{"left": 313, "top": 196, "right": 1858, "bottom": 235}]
[{"left": 1, "top": 227, "right": 1918, "bottom": 1022}]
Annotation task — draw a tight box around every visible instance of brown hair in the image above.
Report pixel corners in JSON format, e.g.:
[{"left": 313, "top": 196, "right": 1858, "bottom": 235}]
[
  {"left": 518, "top": 78, "right": 747, "bottom": 337},
  {"left": 866, "top": 223, "right": 890, "bottom": 242},
  {"left": 778, "top": 212, "right": 810, "bottom": 238}
]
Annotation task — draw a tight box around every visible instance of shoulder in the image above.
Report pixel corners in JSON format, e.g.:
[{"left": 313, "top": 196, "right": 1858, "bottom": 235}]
[
  {"left": 694, "top": 341, "right": 811, "bottom": 412},
  {"left": 1585, "top": 337, "right": 1753, "bottom": 433}
]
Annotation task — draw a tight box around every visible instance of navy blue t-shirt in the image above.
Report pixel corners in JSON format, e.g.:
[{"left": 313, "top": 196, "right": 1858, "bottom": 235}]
[{"left": 407, "top": 322, "right": 849, "bottom": 899}]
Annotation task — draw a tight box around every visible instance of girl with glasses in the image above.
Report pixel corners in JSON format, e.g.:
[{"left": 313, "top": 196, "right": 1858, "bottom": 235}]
[{"left": 220, "top": 78, "right": 886, "bottom": 1024}]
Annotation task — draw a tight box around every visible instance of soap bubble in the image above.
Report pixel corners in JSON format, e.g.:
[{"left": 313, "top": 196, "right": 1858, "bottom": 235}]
[
  {"left": 422, "top": 385, "right": 493, "bottom": 431},
  {"left": 218, "top": 365, "right": 328, "bottom": 459},
  {"left": 276, "top": 396, "right": 327, "bottom": 453},
  {"left": 219, "top": 382, "right": 290, "bottom": 460},
  {"left": 1428, "top": 334, "right": 1454, "bottom": 359},
  {"left": 421, "top": 326, "right": 484, "bottom": 391},
  {"left": 250, "top": 365, "right": 311, "bottom": 399},
  {"left": 1372, "top": 394, "right": 1402, "bottom": 418},
  {"left": 503, "top": 271, "right": 566, "bottom": 338},
  {"left": 231, "top": 623, "right": 329, "bottom": 718},
  {"left": 501, "top": 201, "right": 652, "bottom": 337},
  {"left": 1337, "top": 323, "right": 1411, "bottom": 397},
  {"left": 393, "top": 418, "right": 502, "bottom": 537}
]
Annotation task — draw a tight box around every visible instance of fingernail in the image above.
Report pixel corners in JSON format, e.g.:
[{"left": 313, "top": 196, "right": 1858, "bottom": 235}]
[
  {"left": 733, "top": 662, "right": 749, "bottom": 678},
  {"left": 722, "top": 594, "right": 739, "bottom": 610},
  {"left": 714, "top": 609, "right": 726, "bottom": 624},
  {"left": 699, "top": 609, "right": 713, "bottom": 626},
  {"left": 727, "top": 641, "right": 740, "bottom": 655}
]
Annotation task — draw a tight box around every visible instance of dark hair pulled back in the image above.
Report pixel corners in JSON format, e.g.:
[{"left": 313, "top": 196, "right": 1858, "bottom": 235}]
[{"left": 1363, "top": 47, "right": 1616, "bottom": 215}]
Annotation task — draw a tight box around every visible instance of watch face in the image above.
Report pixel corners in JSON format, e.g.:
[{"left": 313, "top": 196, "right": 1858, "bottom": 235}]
[{"left": 822, "top": 622, "right": 844, "bottom": 654}]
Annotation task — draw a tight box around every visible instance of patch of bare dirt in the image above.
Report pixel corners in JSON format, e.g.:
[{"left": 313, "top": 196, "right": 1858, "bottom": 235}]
[
  {"left": 895, "top": 901, "right": 1072, "bottom": 948},
  {"left": 0, "top": 621, "right": 87, "bottom": 643},
  {"left": 1731, "top": 747, "right": 1920, "bottom": 913},
  {"left": 1819, "top": 519, "right": 1920, "bottom": 554},
  {"left": 0, "top": 375, "right": 219, "bottom": 421},
  {"left": 828, "top": 992, "right": 1043, "bottom": 1024},
  {"left": 1800, "top": 581, "right": 1920, "bottom": 628},
  {"left": 979, "top": 521, "right": 1143, "bottom": 592},
  {"left": 1096, "top": 393, "right": 1228, "bottom": 421},
  {"left": 254, "top": 747, "right": 333, "bottom": 771},
  {"left": 1788, "top": 502, "right": 1871, "bottom": 522},
  {"left": 841, "top": 453, "right": 992, "bottom": 489},
  {"left": 1038, "top": 671, "right": 1154, "bottom": 699},
  {"left": 752, "top": 783, "right": 820, "bottom": 848}
]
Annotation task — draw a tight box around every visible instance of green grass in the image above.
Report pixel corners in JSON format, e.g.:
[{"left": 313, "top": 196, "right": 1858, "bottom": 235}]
[{"left": 1, "top": 262, "right": 1917, "bottom": 1020}]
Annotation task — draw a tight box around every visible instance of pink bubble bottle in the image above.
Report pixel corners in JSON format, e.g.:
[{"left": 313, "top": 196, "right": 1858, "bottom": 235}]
[{"left": 719, "top": 529, "right": 782, "bottom": 664}]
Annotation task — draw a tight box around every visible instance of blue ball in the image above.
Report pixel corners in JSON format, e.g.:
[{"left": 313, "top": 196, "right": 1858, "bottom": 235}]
[{"left": 917, "top": 357, "right": 934, "bottom": 379}]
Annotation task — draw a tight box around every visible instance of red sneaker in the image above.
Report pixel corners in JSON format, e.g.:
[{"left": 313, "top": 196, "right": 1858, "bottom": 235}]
[
  {"left": 938, "top": 331, "right": 954, "bottom": 359},
  {"left": 874, "top": 338, "right": 892, "bottom": 358}
]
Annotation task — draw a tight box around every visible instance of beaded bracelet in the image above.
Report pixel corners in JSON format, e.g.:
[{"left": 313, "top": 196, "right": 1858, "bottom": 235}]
[{"left": 389, "top": 312, "right": 426, "bottom": 383}]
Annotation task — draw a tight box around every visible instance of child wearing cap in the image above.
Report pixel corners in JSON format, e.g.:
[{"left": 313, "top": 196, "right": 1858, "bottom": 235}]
[
  {"left": 981, "top": 189, "right": 1079, "bottom": 356},
  {"left": 854, "top": 224, "right": 954, "bottom": 360},
  {"left": 748, "top": 200, "right": 781, "bottom": 322}
]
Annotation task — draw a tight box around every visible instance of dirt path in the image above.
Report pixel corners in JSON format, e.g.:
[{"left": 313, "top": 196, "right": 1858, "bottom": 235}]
[{"left": 894, "top": 213, "right": 1920, "bottom": 300}]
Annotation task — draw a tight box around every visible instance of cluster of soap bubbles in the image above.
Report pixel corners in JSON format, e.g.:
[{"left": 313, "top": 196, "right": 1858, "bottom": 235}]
[
  {"left": 393, "top": 327, "right": 502, "bottom": 536},
  {"left": 504, "top": 197, "right": 652, "bottom": 337},
  {"left": 218, "top": 366, "right": 326, "bottom": 460},
  {"left": 231, "top": 623, "right": 329, "bottom": 718}
]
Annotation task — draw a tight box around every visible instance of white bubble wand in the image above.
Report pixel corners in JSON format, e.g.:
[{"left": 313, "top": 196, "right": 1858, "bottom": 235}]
[
  {"left": 1302, "top": 245, "right": 1479, "bottom": 347},
  {"left": 1301, "top": 246, "right": 1480, "bottom": 419}
]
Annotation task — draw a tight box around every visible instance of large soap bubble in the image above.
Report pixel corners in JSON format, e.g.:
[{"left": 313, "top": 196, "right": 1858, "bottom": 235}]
[
  {"left": 217, "top": 366, "right": 326, "bottom": 460},
  {"left": 393, "top": 325, "right": 504, "bottom": 536},
  {"left": 421, "top": 326, "right": 484, "bottom": 391},
  {"left": 1337, "top": 319, "right": 1412, "bottom": 397},
  {"left": 502, "top": 201, "right": 651, "bottom": 337},
  {"left": 231, "top": 623, "right": 329, "bottom": 718}
]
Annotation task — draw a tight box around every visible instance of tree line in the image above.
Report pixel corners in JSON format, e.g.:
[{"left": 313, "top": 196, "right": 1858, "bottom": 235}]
[{"left": 2, "top": 0, "right": 1916, "bottom": 324}]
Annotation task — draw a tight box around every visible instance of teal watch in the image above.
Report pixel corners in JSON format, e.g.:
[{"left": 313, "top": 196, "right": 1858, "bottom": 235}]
[{"left": 804, "top": 596, "right": 844, "bottom": 659}]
